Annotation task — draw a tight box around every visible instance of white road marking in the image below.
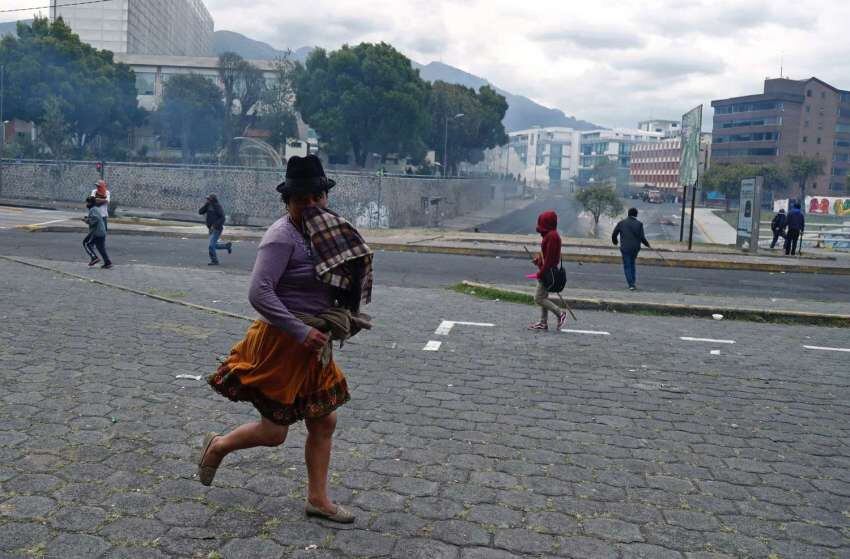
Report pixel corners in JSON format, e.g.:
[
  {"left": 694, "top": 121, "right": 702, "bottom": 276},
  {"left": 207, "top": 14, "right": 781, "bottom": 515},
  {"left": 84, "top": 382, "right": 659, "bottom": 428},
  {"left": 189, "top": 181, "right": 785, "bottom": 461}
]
[
  {"left": 434, "top": 321, "right": 454, "bottom": 336},
  {"left": 804, "top": 345, "right": 850, "bottom": 353},
  {"left": 423, "top": 340, "right": 442, "bottom": 351},
  {"left": 680, "top": 336, "right": 736, "bottom": 344},
  {"left": 19, "top": 218, "right": 69, "bottom": 227},
  {"left": 434, "top": 320, "right": 494, "bottom": 336},
  {"left": 560, "top": 329, "right": 610, "bottom": 336}
]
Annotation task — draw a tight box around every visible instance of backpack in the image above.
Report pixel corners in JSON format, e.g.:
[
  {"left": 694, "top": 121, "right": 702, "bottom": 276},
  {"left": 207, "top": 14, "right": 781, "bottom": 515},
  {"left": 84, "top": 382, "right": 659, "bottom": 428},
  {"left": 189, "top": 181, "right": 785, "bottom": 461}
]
[{"left": 541, "top": 259, "right": 567, "bottom": 293}]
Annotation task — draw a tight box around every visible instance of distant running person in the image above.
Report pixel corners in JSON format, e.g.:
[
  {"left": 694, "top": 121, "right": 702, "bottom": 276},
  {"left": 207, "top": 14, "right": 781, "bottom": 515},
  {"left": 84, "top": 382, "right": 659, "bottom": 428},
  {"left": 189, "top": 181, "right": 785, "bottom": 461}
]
[
  {"left": 198, "top": 194, "right": 232, "bottom": 265},
  {"left": 612, "top": 208, "right": 650, "bottom": 290}
]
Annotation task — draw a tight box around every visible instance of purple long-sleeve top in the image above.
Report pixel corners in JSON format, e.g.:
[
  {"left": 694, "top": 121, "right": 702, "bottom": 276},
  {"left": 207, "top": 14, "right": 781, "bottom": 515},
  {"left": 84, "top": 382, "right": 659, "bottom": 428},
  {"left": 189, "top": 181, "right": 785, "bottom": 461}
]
[{"left": 248, "top": 217, "right": 335, "bottom": 342}]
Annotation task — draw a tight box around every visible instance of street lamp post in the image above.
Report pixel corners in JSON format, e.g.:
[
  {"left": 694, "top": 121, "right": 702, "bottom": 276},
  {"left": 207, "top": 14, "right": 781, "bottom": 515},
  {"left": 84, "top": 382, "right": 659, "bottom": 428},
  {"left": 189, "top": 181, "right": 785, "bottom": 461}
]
[{"left": 442, "top": 113, "right": 464, "bottom": 177}]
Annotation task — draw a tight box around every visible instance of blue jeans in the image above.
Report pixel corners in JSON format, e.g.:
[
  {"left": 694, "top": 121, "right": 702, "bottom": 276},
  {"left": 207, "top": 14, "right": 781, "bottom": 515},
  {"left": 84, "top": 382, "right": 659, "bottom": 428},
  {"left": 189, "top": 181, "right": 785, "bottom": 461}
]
[
  {"left": 621, "top": 249, "right": 637, "bottom": 287},
  {"left": 208, "top": 228, "right": 228, "bottom": 263}
]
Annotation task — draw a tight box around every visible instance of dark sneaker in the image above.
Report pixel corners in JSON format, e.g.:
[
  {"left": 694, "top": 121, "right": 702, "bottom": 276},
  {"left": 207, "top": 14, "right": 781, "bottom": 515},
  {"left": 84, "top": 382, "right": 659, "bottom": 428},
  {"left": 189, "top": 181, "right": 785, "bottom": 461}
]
[
  {"left": 629, "top": 285, "right": 636, "bottom": 291},
  {"left": 208, "top": 261, "right": 219, "bottom": 266},
  {"left": 557, "top": 312, "right": 568, "bottom": 329},
  {"left": 101, "top": 263, "right": 113, "bottom": 269},
  {"left": 88, "top": 257, "right": 101, "bottom": 267},
  {"left": 226, "top": 242, "right": 232, "bottom": 254}
]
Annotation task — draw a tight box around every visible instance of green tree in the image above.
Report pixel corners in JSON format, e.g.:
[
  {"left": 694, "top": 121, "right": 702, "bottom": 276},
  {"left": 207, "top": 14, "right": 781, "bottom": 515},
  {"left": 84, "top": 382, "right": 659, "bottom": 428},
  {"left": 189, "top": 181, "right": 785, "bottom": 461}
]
[
  {"left": 257, "top": 54, "right": 300, "bottom": 150},
  {"left": 702, "top": 163, "right": 757, "bottom": 211},
  {"left": 218, "top": 52, "right": 266, "bottom": 162},
  {"left": 428, "top": 81, "right": 508, "bottom": 175},
  {"left": 39, "top": 96, "right": 70, "bottom": 158},
  {"left": 0, "top": 17, "right": 145, "bottom": 158},
  {"left": 591, "top": 158, "right": 618, "bottom": 184},
  {"left": 295, "top": 42, "right": 430, "bottom": 167},
  {"left": 575, "top": 184, "right": 624, "bottom": 237},
  {"left": 155, "top": 74, "right": 224, "bottom": 162},
  {"left": 787, "top": 155, "right": 826, "bottom": 212}
]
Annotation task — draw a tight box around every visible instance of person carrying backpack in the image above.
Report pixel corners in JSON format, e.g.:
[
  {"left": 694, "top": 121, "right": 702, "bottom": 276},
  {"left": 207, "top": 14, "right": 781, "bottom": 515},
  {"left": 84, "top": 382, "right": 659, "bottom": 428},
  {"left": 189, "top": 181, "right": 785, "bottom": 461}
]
[
  {"left": 528, "top": 210, "right": 567, "bottom": 331},
  {"left": 770, "top": 208, "right": 787, "bottom": 249}
]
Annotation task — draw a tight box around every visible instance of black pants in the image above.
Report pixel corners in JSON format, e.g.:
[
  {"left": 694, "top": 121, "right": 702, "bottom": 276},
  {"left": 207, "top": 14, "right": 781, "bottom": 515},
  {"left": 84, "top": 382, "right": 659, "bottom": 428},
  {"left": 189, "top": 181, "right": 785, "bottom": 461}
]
[
  {"left": 770, "top": 230, "right": 785, "bottom": 248},
  {"left": 785, "top": 229, "right": 801, "bottom": 255},
  {"left": 83, "top": 233, "right": 97, "bottom": 260},
  {"left": 92, "top": 235, "right": 111, "bottom": 265}
]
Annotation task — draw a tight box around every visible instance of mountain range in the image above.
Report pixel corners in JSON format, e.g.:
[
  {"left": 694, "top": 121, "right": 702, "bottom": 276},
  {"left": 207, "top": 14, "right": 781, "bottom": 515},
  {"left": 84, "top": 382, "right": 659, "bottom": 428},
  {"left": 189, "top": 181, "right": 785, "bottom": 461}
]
[{"left": 212, "top": 30, "right": 601, "bottom": 132}]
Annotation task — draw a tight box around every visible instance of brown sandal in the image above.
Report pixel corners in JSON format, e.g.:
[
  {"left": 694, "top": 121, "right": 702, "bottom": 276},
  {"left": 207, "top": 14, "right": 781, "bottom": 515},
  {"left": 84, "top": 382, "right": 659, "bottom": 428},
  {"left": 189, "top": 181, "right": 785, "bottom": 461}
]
[
  {"left": 197, "top": 432, "right": 219, "bottom": 486},
  {"left": 305, "top": 501, "right": 355, "bottom": 524}
]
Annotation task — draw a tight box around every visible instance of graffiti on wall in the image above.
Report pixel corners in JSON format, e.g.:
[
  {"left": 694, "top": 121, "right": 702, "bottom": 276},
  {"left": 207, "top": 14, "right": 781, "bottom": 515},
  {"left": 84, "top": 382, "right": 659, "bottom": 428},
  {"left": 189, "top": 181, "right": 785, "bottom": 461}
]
[{"left": 807, "top": 196, "right": 850, "bottom": 216}]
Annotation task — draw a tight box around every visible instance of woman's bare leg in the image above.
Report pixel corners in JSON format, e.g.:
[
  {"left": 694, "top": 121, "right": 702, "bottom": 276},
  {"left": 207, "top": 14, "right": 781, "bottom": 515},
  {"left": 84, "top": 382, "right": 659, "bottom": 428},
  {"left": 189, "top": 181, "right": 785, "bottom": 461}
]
[
  {"left": 304, "top": 412, "right": 337, "bottom": 512},
  {"left": 202, "top": 416, "right": 288, "bottom": 468}
]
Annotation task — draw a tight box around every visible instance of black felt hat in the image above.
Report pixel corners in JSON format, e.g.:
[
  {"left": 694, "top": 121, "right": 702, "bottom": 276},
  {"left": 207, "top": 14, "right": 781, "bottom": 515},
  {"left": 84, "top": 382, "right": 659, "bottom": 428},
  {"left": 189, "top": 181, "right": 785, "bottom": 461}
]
[{"left": 276, "top": 155, "right": 336, "bottom": 195}]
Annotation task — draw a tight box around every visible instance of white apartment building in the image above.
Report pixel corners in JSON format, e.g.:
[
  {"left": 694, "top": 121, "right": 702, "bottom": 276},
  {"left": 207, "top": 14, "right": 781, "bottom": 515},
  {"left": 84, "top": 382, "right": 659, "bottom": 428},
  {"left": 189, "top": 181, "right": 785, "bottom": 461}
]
[
  {"left": 51, "top": 0, "right": 213, "bottom": 56},
  {"left": 638, "top": 119, "right": 681, "bottom": 138},
  {"left": 489, "top": 127, "right": 582, "bottom": 187},
  {"left": 578, "top": 128, "right": 663, "bottom": 188}
]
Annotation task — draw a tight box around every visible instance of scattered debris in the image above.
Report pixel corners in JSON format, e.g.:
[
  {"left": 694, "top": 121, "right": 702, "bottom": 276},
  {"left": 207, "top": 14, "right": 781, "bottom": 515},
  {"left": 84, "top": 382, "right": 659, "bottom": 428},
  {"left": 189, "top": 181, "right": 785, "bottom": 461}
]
[
  {"left": 712, "top": 314, "right": 723, "bottom": 320},
  {"left": 710, "top": 349, "right": 720, "bottom": 355},
  {"left": 304, "top": 544, "right": 318, "bottom": 551},
  {"left": 175, "top": 374, "right": 202, "bottom": 381}
]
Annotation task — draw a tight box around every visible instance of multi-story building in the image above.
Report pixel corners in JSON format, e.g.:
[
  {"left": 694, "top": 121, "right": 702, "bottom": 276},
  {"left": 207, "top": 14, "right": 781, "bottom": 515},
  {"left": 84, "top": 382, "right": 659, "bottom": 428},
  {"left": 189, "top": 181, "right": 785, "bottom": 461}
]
[
  {"left": 491, "top": 127, "right": 581, "bottom": 187},
  {"left": 578, "top": 128, "right": 663, "bottom": 188},
  {"left": 711, "top": 77, "right": 850, "bottom": 195},
  {"left": 629, "top": 133, "right": 713, "bottom": 192},
  {"left": 638, "top": 119, "right": 681, "bottom": 138},
  {"left": 51, "top": 0, "right": 213, "bottom": 57}
]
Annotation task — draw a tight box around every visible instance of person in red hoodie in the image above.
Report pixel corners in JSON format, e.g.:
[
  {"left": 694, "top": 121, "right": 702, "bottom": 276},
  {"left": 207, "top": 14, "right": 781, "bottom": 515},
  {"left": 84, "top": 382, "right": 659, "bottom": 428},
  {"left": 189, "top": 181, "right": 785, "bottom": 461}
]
[{"left": 529, "top": 210, "right": 568, "bottom": 331}]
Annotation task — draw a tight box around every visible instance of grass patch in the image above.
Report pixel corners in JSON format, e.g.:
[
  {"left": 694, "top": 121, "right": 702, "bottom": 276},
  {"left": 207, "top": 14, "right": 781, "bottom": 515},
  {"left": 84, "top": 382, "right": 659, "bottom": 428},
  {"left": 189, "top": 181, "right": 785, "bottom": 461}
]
[
  {"left": 451, "top": 283, "right": 533, "bottom": 305},
  {"left": 451, "top": 282, "right": 850, "bottom": 327}
]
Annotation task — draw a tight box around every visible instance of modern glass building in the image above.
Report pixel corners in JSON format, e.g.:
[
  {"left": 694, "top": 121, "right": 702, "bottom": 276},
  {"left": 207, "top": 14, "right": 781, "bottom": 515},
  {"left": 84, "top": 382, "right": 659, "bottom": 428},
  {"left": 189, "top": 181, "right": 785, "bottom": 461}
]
[
  {"left": 50, "top": 0, "right": 213, "bottom": 57},
  {"left": 578, "top": 129, "right": 663, "bottom": 189}
]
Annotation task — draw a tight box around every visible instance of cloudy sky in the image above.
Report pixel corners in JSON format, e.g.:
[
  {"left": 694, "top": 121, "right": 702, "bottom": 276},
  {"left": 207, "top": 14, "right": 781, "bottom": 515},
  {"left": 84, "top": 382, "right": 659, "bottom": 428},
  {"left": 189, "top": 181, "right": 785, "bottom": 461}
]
[{"left": 5, "top": 0, "right": 850, "bottom": 128}]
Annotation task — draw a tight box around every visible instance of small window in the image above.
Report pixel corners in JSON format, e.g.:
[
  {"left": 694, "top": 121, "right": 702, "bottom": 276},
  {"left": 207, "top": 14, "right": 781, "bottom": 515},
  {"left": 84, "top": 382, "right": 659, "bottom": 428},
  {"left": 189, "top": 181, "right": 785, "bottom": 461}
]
[
  {"left": 821, "top": 92, "right": 826, "bottom": 99},
  {"left": 803, "top": 136, "right": 808, "bottom": 143},
  {"left": 807, "top": 89, "right": 812, "bottom": 97},
  {"left": 806, "top": 105, "right": 811, "bottom": 113},
  {"left": 817, "top": 137, "right": 822, "bottom": 144}
]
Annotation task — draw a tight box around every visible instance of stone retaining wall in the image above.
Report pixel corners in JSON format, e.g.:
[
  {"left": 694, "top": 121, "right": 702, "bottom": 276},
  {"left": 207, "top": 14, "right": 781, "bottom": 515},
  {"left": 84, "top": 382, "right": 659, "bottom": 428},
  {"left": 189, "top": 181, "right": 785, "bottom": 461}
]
[{"left": 0, "top": 160, "right": 493, "bottom": 227}]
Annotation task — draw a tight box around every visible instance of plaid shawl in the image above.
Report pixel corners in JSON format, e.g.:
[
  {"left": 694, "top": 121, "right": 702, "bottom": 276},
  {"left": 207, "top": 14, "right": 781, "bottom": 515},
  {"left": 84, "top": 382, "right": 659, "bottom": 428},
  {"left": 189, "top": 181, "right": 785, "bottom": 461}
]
[{"left": 302, "top": 206, "right": 373, "bottom": 308}]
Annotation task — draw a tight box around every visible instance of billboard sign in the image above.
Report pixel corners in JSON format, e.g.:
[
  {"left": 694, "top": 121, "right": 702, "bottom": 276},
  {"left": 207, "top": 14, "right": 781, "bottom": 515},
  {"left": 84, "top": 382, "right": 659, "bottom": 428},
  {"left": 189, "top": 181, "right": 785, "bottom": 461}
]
[
  {"left": 679, "top": 105, "right": 703, "bottom": 188},
  {"left": 736, "top": 177, "right": 763, "bottom": 251}
]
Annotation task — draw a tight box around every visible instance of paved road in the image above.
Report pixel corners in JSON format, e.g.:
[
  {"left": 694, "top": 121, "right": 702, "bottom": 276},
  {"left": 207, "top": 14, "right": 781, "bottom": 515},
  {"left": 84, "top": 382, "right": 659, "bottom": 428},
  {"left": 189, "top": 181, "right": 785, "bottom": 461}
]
[
  {"left": 1, "top": 256, "right": 848, "bottom": 558},
  {"left": 2, "top": 230, "right": 849, "bottom": 302},
  {"left": 626, "top": 200, "right": 707, "bottom": 244},
  {"left": 476, "top": 195, "right": 587, "bottom": 236},
  {"left": 0, "top": 206, "right": 80, "bottom": 230}
]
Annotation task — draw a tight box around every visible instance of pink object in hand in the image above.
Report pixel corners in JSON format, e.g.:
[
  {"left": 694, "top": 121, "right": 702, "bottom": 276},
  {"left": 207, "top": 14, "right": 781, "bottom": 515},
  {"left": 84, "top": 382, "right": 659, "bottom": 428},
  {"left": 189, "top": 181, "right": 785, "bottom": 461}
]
[{"left": 526, "top": 273, "right": 537, "bottom": 279}]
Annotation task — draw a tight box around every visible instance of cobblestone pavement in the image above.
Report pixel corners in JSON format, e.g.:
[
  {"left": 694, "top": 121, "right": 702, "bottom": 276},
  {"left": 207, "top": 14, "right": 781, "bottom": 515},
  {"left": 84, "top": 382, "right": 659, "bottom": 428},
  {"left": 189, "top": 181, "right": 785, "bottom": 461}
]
[{"left": 1, "top": 257, "right": 849, "bottom": 558}]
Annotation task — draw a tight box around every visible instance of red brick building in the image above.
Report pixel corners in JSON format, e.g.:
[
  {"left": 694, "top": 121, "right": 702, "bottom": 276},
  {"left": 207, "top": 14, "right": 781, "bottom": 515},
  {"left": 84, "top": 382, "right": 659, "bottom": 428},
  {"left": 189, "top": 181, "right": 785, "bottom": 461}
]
[{"left": 629, "top": 137, "right": 682, "bottom": 190}]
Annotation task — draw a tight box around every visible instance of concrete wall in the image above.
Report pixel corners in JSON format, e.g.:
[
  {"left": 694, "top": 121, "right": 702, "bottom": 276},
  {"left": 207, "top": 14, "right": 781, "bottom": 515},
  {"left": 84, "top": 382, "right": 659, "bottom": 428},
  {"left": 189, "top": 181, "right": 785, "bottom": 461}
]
[{"left": 0, "top": 160, "right": 493, "bottom": 228}]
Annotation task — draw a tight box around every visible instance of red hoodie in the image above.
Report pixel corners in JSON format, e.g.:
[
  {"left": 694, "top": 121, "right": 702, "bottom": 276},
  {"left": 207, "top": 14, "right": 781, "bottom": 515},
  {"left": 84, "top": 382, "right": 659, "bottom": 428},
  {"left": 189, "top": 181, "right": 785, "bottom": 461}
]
[{"left": 535, "top": 210, "right": 561, "bottom": 279}]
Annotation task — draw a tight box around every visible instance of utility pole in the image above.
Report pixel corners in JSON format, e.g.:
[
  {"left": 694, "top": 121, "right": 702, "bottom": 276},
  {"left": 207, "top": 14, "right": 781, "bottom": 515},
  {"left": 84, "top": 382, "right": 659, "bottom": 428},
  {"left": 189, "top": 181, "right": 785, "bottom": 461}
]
[
  {"left": 1, "top": 65, "right": 5, "bottom": 196},
  {"left": 442, "top": 113, "right": 464, "bottom": 177}
]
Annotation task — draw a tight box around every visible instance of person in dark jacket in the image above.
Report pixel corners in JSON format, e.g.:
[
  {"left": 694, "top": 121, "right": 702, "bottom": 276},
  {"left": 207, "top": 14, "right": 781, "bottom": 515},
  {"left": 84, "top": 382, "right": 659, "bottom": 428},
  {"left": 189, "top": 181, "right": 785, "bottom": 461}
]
[
  {"left": 612, "top": 208, "right": 651, "bottom": 290},
  {"left": 199, "top": 194, "right": 232, "bottom": 265},
  {"left": 784, "top": 203, "right": 805, "bottom": 256},
  {"left": 769, "top": 208, "right": 787, "bottom": 249},
  {"left": 529, "top": 210, "right": 567, "bottom": 331}
]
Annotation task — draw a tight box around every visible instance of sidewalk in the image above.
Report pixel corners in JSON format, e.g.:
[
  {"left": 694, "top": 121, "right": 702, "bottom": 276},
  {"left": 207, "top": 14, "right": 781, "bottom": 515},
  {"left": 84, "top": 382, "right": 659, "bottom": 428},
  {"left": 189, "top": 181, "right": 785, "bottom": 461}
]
[
  {"left": 458, "top": 280, "right": 850, "bottom": 327},
  {"left": 6, "top": 200, "right": 850, "bottom": 275}
]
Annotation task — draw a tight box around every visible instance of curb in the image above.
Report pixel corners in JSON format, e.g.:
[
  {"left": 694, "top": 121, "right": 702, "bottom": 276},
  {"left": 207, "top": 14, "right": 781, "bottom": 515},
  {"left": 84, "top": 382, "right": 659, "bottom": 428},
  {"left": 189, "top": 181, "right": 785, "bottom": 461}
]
[
  {"left": 371, "top": 242, "right": 850, "bottom": 276},
  {"left": 457, "top": 281, "right": 850, "bottom": 328},
  {"left": 22, "top": 224, "right": 850, "bottom": 276}
]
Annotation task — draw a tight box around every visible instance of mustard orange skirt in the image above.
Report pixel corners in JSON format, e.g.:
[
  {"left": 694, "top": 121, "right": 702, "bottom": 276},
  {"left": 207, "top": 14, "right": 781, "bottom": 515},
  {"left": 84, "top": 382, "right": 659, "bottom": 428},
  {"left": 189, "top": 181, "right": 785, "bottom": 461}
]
[{"left": 208, "top": 320, "right": 350, "bottom": 426}]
